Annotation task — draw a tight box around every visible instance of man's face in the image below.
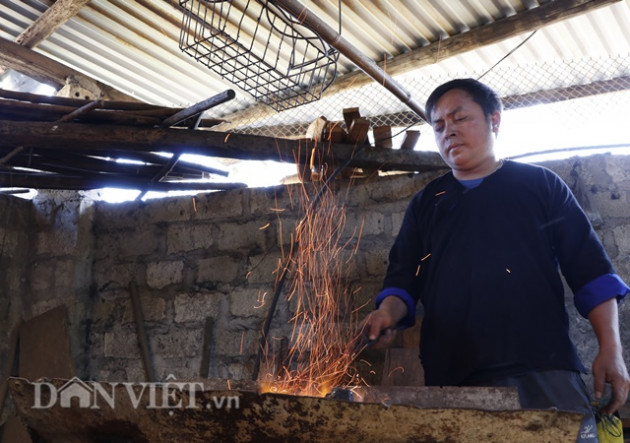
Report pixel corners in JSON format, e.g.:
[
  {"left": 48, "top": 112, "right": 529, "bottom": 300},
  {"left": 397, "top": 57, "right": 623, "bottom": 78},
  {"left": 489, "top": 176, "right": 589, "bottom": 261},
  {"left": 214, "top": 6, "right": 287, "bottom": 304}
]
[{"left": 430, "top": 89, "right": 500, "bottom": 177}]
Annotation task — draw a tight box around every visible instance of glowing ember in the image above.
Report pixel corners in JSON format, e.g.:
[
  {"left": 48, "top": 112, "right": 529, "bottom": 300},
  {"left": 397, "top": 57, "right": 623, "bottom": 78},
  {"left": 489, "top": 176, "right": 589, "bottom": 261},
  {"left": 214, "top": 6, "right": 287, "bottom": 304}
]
[{"left": 259, "top": 178, "right": 368, "bottom": 397}]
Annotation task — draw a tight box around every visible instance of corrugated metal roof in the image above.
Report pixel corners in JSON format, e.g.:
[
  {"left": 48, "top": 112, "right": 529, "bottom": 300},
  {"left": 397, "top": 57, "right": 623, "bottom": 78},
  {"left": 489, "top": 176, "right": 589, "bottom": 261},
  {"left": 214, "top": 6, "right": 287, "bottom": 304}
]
[{"left": 2, "top": 0, "right": 630, "bottom": 116}]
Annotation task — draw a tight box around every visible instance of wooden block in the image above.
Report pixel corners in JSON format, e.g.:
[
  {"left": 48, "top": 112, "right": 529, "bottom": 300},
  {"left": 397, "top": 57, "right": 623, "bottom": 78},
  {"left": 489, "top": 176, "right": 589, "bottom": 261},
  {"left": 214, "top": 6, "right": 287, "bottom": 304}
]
[
  {"left": 342, "top": 107, "right": 361, "bottom": 129},
  {"left": 373, "top": 126, "right": 393, "bottom": 149},
  {"left": 400, "top": 130, "right": 421, "bottom": 150},
  {"left": 305, "top": 116, "right": 328, "bottom": 142},
  {"left": 326, "top": 121, "right": 346, "bottom": 143},
  {"left": 346, "top": 117, "right": 370, "bottom": 146},
  {"left": 19, "top": 306, "right": 74, "bottom": 380}
]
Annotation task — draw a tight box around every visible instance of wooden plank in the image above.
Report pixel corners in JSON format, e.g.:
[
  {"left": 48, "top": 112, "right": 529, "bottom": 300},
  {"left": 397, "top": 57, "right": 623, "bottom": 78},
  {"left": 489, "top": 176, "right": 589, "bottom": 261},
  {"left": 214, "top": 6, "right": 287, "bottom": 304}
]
[
  {"left": 15, "top": 0, "right": 91, "bottom": 49},
  {"left": 342, "top": 108, "right": 361, "bottom": 129},
  {"left": 346, "top": 118, "right": 370, "bottom": 146},
  {"left": 373, "top": 126, "right": 392, "bottom": 149},
  {"left": 0, "top": 98, "right": 163, "bottom": 126},
  {"left": 0, "top": 88, "right": 177, "bottom": 115},
  {"left": 0, "top": 120, "right": 448, "bottom": 173},
  {"left": 19, "top": 306, "right": 75, "bottom": 380},
  {"left": 0, "top": 171, "right": 245, "bottom": 191},
  {"left": 0, "top": 36, "right": 138, "bottom": 102},
  {"left": 400, "top": 130, "right": 421, "bottom": 151},
  {"left": 129, "top": 282, "right": 157, "bottom": 382}
]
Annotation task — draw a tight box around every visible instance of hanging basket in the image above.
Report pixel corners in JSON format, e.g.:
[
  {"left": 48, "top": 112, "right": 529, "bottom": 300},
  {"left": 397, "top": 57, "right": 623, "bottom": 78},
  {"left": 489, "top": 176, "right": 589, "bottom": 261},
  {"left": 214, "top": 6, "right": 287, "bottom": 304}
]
[{"left": 179, "top": 0, "right": 339, "bottom": 111}]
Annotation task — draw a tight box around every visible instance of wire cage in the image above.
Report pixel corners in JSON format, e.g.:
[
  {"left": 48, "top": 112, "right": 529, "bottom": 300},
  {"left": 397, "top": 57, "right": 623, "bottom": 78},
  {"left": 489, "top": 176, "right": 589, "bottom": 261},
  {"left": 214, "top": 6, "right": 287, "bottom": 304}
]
[{"left": 179, "top": 0, "right": 339, "bottom": 111}]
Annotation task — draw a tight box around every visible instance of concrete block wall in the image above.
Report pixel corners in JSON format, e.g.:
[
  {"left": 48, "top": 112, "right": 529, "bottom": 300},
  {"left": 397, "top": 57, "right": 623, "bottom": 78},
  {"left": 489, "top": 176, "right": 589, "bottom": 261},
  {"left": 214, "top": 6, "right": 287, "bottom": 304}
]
[{"left": 1, "top": 154, "right": 629, "bottom": 394}]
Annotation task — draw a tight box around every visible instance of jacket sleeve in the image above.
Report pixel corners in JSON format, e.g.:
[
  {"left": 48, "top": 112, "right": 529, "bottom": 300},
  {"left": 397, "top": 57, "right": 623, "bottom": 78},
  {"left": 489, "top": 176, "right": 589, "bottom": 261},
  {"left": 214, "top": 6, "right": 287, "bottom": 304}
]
[{"left": 544, "top": 169, "right": 629, "bottom": 316}]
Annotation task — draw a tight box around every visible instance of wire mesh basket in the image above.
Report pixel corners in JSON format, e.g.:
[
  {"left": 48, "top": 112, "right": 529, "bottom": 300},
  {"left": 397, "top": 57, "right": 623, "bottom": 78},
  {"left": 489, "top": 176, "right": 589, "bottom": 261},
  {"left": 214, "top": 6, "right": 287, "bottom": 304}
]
[{"left": 179, "top": 0, "right": 339, "bottom": 111}]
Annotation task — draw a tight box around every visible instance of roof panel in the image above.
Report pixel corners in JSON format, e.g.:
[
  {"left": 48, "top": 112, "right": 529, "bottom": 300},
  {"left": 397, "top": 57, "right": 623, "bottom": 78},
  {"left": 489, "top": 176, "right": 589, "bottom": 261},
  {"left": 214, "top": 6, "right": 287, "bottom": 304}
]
[{"left": 1, "top": 0, "right": 630, "bottom": 119}]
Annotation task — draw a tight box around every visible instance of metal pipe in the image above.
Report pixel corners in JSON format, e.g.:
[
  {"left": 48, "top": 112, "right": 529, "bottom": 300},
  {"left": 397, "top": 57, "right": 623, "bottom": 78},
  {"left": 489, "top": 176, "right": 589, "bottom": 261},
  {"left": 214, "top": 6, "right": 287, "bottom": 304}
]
[
  {"left": 272, "top": 0, "right": 427, "bottom": 122},
  {"left": 160, "top": 89, "right": 235, "bottom": 128}
]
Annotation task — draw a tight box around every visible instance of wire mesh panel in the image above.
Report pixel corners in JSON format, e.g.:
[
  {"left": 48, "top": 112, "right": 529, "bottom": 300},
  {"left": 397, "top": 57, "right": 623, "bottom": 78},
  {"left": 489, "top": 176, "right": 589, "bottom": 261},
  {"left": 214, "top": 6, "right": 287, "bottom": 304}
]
[
  {"left": 209, "top": 51, "right": 630, "bottom": 154},
  {"left": 179, "top": 0, "right": 339, "bottom": 111}
]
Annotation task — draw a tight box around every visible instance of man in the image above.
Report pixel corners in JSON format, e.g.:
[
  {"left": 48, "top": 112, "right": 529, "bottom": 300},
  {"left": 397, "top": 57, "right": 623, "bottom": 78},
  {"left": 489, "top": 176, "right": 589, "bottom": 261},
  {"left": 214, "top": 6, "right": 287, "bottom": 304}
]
[{"left": 365, "top": 78, "right": 629, "bottom": 441}]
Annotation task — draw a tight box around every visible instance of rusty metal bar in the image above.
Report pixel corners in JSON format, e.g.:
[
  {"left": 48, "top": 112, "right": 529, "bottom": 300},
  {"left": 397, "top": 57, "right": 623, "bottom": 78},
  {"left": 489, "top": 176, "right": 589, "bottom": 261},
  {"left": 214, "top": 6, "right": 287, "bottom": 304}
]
[
  {"left": 160, "top": 89, "right": 235, "bottom": 128},
  {"left": 54, "top": 99, "right": 103, "bottom": 124},
  {"left": 271, "top": 0, "right": 427, "bottom": 121}
]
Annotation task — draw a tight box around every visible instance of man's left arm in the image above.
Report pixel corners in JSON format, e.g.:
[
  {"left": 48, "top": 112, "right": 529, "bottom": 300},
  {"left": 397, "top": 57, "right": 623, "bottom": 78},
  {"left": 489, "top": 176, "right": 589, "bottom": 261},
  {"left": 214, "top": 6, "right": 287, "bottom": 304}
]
[{"left": 588, "top": 297, "right": 630, "bottom": 414}]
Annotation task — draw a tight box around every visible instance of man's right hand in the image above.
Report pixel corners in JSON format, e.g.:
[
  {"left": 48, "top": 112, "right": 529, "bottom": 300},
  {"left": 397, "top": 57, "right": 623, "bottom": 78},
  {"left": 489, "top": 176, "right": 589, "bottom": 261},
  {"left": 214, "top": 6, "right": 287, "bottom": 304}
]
[{"left": 362, "top": 295, "right": 408, "bottom": 349}]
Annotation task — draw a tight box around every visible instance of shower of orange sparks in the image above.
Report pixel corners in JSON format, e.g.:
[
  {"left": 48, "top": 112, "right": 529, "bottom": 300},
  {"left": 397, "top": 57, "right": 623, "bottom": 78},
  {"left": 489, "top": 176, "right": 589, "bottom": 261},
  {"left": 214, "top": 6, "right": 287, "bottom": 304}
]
[{"left": 259, "top": 177, "right": 368, "bottom": 397}]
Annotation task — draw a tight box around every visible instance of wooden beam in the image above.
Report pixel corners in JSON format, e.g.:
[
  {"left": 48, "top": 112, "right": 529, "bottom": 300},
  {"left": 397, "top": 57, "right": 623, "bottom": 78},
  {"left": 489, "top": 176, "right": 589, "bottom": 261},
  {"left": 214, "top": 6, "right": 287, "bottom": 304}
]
[
  {"left": 0, "top": 120, "right": 446, "bottom": 172},
  {"left": 502, "top": 76, "right": 630, "bottom": 109},
  {"left": 218, "top": 0, "right": 620, "bottom": 130},
  {"left": 0, "top": 88, "right": 177, "bottom": 115},
  {"left": 0, "top": 171, "right": 246, "bottom": 191},
  {"left": 0, "top": 36, "right": 138, "bottom": 102},
  {"left": 15, "top": 0, "right": 91, "bottom": 48}
]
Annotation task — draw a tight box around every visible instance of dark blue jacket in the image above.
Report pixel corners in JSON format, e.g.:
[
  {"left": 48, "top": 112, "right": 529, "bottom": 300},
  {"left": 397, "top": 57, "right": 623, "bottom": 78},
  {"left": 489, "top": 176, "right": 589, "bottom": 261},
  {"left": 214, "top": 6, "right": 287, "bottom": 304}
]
[{"left": 379, "top": 160, "right": 626, "bottom": 386}]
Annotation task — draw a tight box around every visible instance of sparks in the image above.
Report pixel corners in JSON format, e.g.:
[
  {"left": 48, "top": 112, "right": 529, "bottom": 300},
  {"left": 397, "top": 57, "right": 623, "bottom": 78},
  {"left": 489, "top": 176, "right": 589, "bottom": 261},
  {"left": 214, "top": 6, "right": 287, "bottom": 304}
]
[
  {"left": 434, "top": 191, "right": 446, "bottom": 196},
  {"left": 388, "top": 366, "right": 405, "bottom": 377},
  {"left": 254, "top": 291, "right": 267, "bottom": 309},
  {"left": 258, "top": 180, "right": 367, "bottom": 397}
]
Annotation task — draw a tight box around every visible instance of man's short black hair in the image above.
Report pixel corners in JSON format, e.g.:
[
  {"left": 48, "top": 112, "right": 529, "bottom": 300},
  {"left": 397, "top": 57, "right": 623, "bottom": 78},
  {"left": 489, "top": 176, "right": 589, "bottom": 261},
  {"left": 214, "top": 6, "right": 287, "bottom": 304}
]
[{"left": 425, "top": 78, "right": 503, "bottom": 123}]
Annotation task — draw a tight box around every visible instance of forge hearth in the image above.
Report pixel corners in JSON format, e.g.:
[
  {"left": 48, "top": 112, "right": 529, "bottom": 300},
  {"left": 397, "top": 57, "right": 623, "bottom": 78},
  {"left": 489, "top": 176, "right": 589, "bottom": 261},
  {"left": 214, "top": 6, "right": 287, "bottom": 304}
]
[{"left": 8, "top": 377, "right": 583, "bottom": 442}]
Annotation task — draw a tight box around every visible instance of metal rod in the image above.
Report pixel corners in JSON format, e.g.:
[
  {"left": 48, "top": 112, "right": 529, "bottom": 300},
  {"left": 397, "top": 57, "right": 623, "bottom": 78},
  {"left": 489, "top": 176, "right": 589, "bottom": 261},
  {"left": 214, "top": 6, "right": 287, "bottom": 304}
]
[
  {"left": 135, "top": 153, "right": 183, "bottom": 200},
  {"left": 0, "top": 146, "right": 23, "bottom": 165},
  {"left": 54, "top": 99, "right": 103, "bottom": 123},
  {"left": 160, "top": 89, "right": 236, "bottom": 128},
  {"left": 271, "top": 0, "right": 427, "bottom": 121}
]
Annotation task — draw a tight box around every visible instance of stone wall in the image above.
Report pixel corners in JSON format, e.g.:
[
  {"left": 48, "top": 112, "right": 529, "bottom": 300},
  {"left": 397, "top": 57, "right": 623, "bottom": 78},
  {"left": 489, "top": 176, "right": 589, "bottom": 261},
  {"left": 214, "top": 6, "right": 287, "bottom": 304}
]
[{"left": 1, "top": 154, "right": 629, "bottom": 397}]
